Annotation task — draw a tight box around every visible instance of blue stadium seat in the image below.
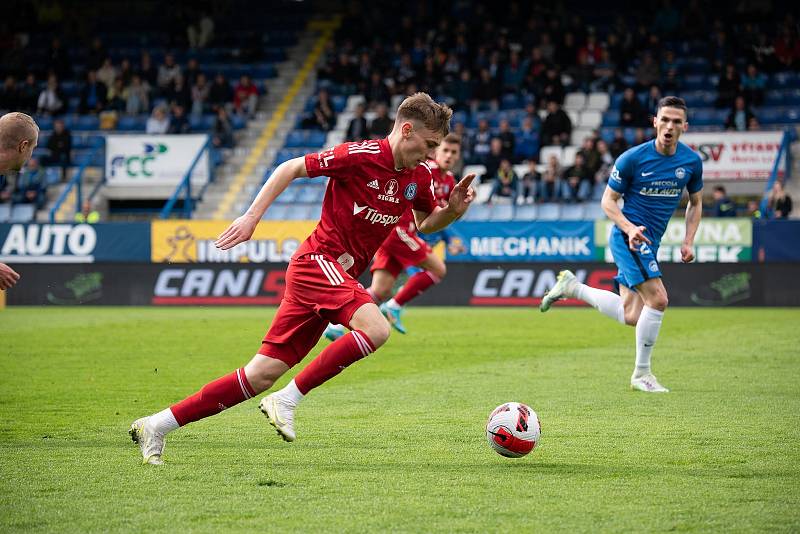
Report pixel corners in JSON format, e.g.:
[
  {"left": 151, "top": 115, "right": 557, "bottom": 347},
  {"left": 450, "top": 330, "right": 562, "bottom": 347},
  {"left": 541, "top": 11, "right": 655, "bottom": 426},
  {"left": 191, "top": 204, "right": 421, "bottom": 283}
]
[
  {"left": 537, "top": 203, "right": 561, "bottom": 221},
  {"left": 584, "top": 202, "right": 606, "bottom": 220},
  {"left": 602, "top": 110, "right": 620, "bottom": 127},
  {"left": 772, "top": 72, "right": 800, "bottom": 89},
  {"left": 45, "top": 167, "right": 61, "bottom": 186},
  {"left": 464, "top": 204, "right": 490, "bottom": 221},
  {"left": 285, "top": 130, "right": 327, "bottom": 148},
  {"left": 514, "top": 204, "right": 537, "bottom": 220},
  {"left": 117, "top": 116, "right": 144, "bottom": 131},
  {"left": 263, "top": 204, "right": 290, "bottom": 220},
  {"left": 296, "top": 186, "right": 324, "bottom": 203},
  {"left": 560, "top": 203, "right": 585, "bottom": 220},
  {"left": 285, "top": 204, "right": 314, "bottom": 220},
  {"left": 274, "top": 186, "right": 299, "bottom": 203},
  {"left": 489, "top": 204, "right": 514, "bottom": 221},
  {"left": 10, "top": 204, "right": 36, "bottom": 222},
  {"left": 515, "top": 134, "right": 539, "bottom": 161}
]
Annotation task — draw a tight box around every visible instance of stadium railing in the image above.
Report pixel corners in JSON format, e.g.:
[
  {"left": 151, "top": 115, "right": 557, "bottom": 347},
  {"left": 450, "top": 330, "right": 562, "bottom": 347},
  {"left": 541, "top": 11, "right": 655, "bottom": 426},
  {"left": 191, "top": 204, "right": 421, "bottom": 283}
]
[
  {"left": 159, "top": 136, "right": 214, "bottom": 219},
  {"left": 48, "top": 145, "right": 104, "bottom": 223},
  {"left": 759, "top": 129, "right": 794, "bottom": 215}
]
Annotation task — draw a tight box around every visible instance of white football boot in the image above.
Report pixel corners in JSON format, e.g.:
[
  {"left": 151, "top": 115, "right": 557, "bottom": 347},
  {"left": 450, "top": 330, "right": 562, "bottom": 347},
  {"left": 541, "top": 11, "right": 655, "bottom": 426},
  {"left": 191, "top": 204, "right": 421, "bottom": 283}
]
[
  {"left": 539, "top": 270, "right": 578, "bottom": 312},
  {"left": 630, "top": 373, "right": 670, "bottom": 393},
  {"left": 129, "top": 417, "right": 166, "bottom": 465},
  {"left": 259, "top": 393, "right": 296, "bottom": 442}
]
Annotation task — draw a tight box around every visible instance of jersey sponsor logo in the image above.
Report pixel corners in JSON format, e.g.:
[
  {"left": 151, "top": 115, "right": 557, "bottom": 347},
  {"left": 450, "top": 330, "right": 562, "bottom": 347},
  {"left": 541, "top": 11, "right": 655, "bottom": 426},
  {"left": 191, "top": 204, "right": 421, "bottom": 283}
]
[
  {"left": 317, "top": 148, "right": 335, "bottom": 168},
  {"left": 352, "top": 203, "right": 402, "bottom": 226},
  {"left": 404, "top": 182, "right": 418, "bottom": 200},
  {"left": 641, "top": 171, "right": 654, "bottom": 176},
  {"left": 367, "top": 179, "right": 379, "bottom": 189},
  {"left": 378, "top": 178, "right": 400, "bottom": 203},
  {"left": 639, "top": 186, "right": 682, "bottom": 197},
  {"left": 610, "top": 165, "right": 621, "bottom": 183},
  {"left": 675, "top": 167, "right": 686, "bottom": 179}
]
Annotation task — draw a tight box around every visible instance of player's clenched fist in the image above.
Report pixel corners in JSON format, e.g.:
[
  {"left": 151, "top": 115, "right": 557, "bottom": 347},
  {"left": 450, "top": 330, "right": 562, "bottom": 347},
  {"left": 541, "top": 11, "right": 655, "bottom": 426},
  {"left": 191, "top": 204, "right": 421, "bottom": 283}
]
[
  {"left": 215, "top": 214, "right": 259, "bottom": 250},
  {"left": 0, "top": 262, "right": 20, "bottom": 290}
]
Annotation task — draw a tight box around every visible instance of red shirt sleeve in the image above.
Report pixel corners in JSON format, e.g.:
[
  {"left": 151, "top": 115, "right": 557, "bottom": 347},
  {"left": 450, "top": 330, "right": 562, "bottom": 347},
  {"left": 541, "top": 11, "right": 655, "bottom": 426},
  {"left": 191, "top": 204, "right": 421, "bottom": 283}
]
[
  {"left": 412, "top": 164, "right": 437, "bottom": 214},
  {"left": 304, "top": 143, "right": 358, "bottom": 181}
]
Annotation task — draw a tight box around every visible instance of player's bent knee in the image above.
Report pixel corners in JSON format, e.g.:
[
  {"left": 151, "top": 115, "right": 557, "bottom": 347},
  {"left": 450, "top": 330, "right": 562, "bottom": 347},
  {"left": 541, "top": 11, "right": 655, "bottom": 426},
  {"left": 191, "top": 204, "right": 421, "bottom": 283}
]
[
  {"left": 648, "top": 294, "right": 668, "bottom": 311},
  {"left": 362, "top": 319, "right": 391, "bottom": 348},
  {"left": 624, "top": 313, "right": 640, "bottom": 326}
]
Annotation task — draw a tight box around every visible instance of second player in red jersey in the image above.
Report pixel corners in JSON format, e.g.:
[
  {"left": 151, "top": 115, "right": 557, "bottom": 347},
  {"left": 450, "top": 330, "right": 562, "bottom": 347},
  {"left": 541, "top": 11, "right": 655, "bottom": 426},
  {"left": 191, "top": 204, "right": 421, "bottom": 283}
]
[
  {"left": 128, "top": 93, "right": 476, "bottom": 464},
  {"left": 368, "top": 134, "right": 462, "bottom": 334}
]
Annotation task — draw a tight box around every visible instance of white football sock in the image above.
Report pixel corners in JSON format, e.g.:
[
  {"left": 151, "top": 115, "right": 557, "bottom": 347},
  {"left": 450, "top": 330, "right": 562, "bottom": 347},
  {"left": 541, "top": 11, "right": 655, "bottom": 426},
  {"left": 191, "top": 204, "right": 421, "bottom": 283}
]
[
  {"left": 634, "top": 306, "right": 664, "bottom": 378},
  {"left": 277, "top": 379, "right": 304, "bottom": 407},
  {"left": 575, "top": 284, "right": 625, "bottom": 324},
  {"left": 385, "top": 298, "right": 401, "bottom": 310},
  {"left": 150, "top": 408, "right": 180, "bottom": 434}
]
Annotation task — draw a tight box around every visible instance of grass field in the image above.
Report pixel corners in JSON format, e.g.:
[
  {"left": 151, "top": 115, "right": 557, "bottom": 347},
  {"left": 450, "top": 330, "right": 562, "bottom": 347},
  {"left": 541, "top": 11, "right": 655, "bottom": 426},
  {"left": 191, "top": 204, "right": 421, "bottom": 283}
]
[{"left": 1, "top": 306, "right": 799, "bottom": 532}]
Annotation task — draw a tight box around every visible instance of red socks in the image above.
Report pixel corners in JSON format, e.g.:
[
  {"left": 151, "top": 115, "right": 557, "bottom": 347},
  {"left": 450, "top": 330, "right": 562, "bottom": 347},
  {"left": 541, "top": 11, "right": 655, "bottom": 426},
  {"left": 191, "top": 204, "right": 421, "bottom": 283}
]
[
  {"left": 170, "top": 367, "right": 256, "bottom": 426},
  {"left": 393, "top": 271, "right": 440, "bottom": 306},
  {"left": 294, "top": 330, "right": 375, "bottom": 394}
]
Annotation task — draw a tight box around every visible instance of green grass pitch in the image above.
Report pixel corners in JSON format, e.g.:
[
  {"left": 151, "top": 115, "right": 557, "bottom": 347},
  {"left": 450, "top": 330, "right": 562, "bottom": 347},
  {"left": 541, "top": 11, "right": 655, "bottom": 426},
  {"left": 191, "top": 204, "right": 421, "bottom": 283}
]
[{"left": 1, "top": 306, "right": 798, "bottom": 532}]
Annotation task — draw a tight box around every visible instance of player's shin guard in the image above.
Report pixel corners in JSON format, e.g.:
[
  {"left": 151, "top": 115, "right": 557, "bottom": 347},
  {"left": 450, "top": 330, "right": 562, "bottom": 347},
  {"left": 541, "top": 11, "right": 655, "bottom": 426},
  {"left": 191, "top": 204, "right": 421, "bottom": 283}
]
[
  {"left": 634, "top": 306, "right": 664, "bottom": 377},
  {"left": 392, "top": 271, "right": 440, "bottom": 306},
  {"left": 294, "top": 330, "right": 375, "bottom": 394},
  {"left": 169, "top": 367, "right": 256, "bottom": 426}
]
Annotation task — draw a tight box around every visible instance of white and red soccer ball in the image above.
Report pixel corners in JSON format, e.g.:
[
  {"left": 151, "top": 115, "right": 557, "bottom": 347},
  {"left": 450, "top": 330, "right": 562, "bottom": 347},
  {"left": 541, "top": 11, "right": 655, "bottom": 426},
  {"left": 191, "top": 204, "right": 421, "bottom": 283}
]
[{"left": 486, "top": 402, "right": 541, "bottom": 458}]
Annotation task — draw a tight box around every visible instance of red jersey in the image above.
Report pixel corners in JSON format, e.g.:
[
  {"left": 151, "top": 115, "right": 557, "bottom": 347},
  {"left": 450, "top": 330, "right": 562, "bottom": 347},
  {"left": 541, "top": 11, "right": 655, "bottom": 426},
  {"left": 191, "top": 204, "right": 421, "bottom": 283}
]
[
  {"left": 393, "top": 159, "right": 456, "bottom": 236},
  {"left": 298, "top": 139, "right": 436, "bottom": 277}
]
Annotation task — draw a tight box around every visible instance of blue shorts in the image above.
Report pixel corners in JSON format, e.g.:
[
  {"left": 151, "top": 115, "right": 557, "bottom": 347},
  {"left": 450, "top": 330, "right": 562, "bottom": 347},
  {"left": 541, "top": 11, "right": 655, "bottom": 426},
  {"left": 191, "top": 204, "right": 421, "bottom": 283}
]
[{"left": 609, "top": 227, "right": 662, "bottom": 289}]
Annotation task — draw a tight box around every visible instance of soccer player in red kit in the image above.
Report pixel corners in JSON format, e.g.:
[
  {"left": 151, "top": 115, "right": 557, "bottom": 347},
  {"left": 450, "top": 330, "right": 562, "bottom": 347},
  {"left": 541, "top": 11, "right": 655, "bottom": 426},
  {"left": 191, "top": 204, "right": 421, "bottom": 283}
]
[{"left": 130, "top": 93, "right": 476, "bottom": 465}]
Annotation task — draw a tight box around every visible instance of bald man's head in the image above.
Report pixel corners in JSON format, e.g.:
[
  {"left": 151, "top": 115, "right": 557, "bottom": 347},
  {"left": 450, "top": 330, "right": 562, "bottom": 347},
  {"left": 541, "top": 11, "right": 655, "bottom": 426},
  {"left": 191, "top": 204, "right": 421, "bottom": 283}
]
[{"left": 0, "top": 112, "right": 39, "bottom": 173}]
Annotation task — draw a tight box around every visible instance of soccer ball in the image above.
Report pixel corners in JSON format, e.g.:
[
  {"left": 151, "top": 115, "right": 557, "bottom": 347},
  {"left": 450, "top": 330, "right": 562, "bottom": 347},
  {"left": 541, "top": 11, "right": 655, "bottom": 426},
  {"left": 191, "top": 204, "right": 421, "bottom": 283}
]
[{"left": 485, "top": 402, "right": 541, "bottom": 458}]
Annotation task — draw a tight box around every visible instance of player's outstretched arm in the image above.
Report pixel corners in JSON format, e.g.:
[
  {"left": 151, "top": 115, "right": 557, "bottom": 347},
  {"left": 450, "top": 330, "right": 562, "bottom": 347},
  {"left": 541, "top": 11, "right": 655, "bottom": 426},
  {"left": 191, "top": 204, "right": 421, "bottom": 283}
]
[
  {"left": 681, "top": 190, "right": 703, "bottom": 263},
  {"left": 601, "top": 186, "right": 651, "bottom": 250},
  {"left": 215, "top": 157, "right": 308, "bottom": 250},
  {"left": 416, "top": 174, "right": 476, "bottom": 234},
  {"left": 0, "top": 262, "right": 20, "bottom": 290}
]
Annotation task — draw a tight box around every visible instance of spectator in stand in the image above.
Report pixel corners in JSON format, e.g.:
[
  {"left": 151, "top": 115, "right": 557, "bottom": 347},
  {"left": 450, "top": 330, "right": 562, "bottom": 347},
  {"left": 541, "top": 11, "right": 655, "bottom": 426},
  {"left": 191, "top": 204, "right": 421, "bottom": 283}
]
[
  {"left": 483, "top": 137, "right": 504, "bottom": 183},
  {"left": 561, "top": 153, "right": 592, "bottom": 202},
  {"left": 188, "top": 11, "right": 215, "bottom": 48},
  {"left": 633, "top": 127, "right": 649, "bottom": 145},
  {"left": 774, "top": 27, "right": 800, "bottom": 70},
  {"left": 74, "top": 199, "right": 100, "bottom": 224},
  {"left": 0, "top": 174, "right": 11, "bottom": 203},
  {"left": 107, "top": 78, "right": 128, "bottom": 112},
  {"left": 46, "top": 37, "right": 71, "bottom": 80},
  {"left": 502, "top": 50, "right": 526, "bottom": 94},
  {"left": 138, "top": 52, "right": 158, "bottom": 88},
  {"left": 86, "top": 37, "right": 106, "bottom": 72},
  {"left": 13, "top": 157, "right": 45, "bottom": 207},
  {"left": 488, "top": 159, "right": 519, "bottom": 205},
  {"left": 635, "top": 53, "right": 661, "bottom": 90},
  {"left": 45, "top": 118, "right": 71, "bottom": 180},
  {"left": 363, "top": 71, "right": 390, "bottom": 109},
  {"left": 610, "top": 128, "right": 629, "bottom": 157},
  {"left": 212, "top": 107, "right": 234, "bottom": 148},
  {"left": 741, "top": 63, "right": 767, "bottom": 106},
  {"left": 516, "top": 116, "right": 539, "bottom": 161},
  {"left": 768, "top": 181, "right": 792, "bottom": 218},
  {"left": 471, "top": 119, "right": 492, "bottom": 164},
  {"left": 168, "top": 75, "right": 192, "bottom": 112},
  {"left": 18, "top": 74, "right": 39, "bottom": 115},
  {"left": 520, "top": 159, "right": 540, "bottom": 204},
  {"left": 184, "top": 58, "right": 202, "bottom": 88},
  {"left": 118, "top": 59, "right": 134, "bottom": 87},
  {"left": 37, "top": 74, "right": 65, "bottom": 116},
  {"left": 191, "top": 73, "right": 210, "bottom": 117},
  {"left": 345, "top": 102, "right": 369, "bottom": 142},
  {"left": 660, "top": 50, "right": 680, "bottom": 91},
  {"left": 748, "top": 116, "right": 761, "bottom": 131},
  {"left": 592, "top": 48, "right": 619, "bottom": 93},
  {"left": 474, "top": 68, "right": 500, "bottom": 111},
  {"left": 168, "top": 105, "right": 190, "bottom": 134},
  {"left": 450, "top": 69, "right": 475, "bottom": 112},
  {"left": 209, "top": 73, "right": 233, "bottom": 113},
  {"left": 368, "top": 103, "right": 392, "bottom": 139},
  {"left": 0, "top": 76, "right": 19, "bottom": 111},
  {"left": 79, "top": 70, "right": 107, "bottom": 114},
  {"left": 577, "top": 136, "right": 601, "bottom": 175},
  {"left": 96, "top": 58, "right": 117, "bottom": 90},
  {"left": 746, "top": 199, "right": 762, "bottom": 218},
  {"left": 540, "top": 99, "right": 572, "bottom": 147},
  {"left": 725, "top": 95, "right": 755, "bottom": 131},
  {"left": 146, "top": 106, "right": 170, "bottom": 134},
  {"left": 712, "top": 185, "right": 736, "bottom": 217},
  {"left": 497, "top": 119, "right": 516, "bottom": 162},
  {"left": 126, "top": 74, "right": 150, "bottom": 115},
  {"left": 157, "top": 54, "right": 182, "bottom": 93},
  {"left": 540, "top": 67, "right": 565, "bottom": 105},
  {"left": 716, "top": 63, "right": 741, "bottom": 109},
  {"left": 644, "top": 85, "right": 663, "bottom": 120},
  {"left": 233, "top": 75, "right": 258, "bottom": 118},
  {"left": 620, "top": 87, "right": 647, "bottom": 127},
  {"left": 452, "top": 122, "right": 471, "bottom": 172},
  {"left": 593, "top": 139, "right": 614, "bottom": 198},
  {"left": 538, "top": 155, "right": 562, "bottom": 202}
]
